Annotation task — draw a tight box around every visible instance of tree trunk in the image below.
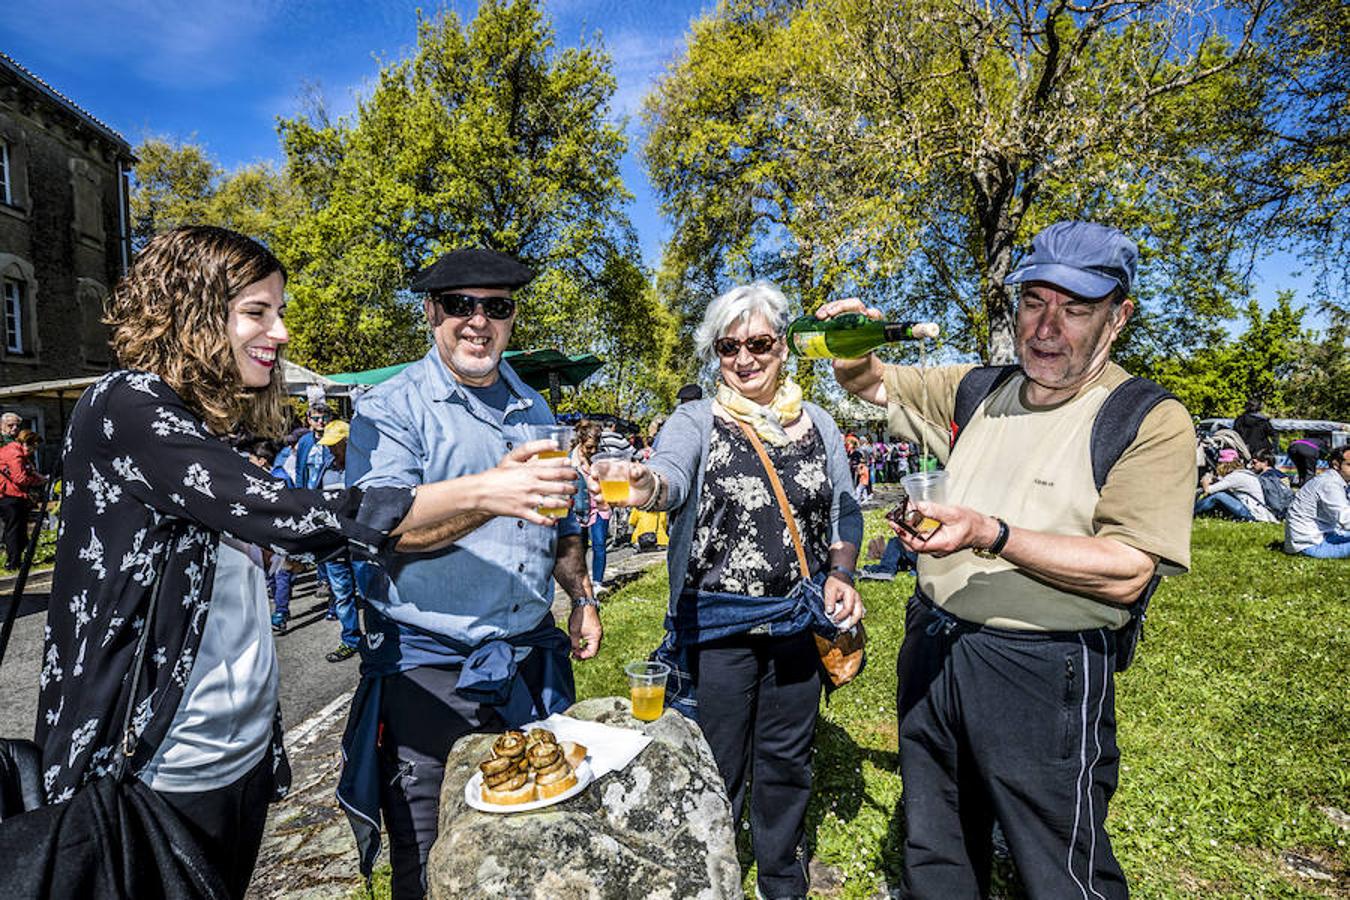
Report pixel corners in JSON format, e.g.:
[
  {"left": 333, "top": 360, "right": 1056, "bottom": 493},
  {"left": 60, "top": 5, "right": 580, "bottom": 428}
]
[{"left": 972, "top": 162, "right": 1019, "bottom": 365}]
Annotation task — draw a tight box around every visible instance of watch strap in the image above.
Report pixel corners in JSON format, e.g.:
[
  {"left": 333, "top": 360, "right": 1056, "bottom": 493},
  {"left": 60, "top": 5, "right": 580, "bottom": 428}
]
[{"left": 975, "top": 517, "right": 1010, "bottom": 559}]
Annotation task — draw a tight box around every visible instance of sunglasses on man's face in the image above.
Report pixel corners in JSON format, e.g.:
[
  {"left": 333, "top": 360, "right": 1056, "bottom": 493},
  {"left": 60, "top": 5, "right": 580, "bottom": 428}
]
[
  {"left": 714, "top": 334, "right": 779, "bottom": 357},
  {"left": 432, "top": 292, "right": 517, "bottom": 320}
]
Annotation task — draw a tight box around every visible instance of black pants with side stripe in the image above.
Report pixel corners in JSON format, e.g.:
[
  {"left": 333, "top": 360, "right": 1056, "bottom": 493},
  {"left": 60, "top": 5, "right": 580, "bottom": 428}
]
[{"left": 897, "top": 596, "right": 1127, "bottom": 899}]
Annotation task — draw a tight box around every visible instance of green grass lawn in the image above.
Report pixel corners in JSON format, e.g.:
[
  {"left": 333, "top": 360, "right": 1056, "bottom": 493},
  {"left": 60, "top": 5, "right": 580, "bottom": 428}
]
[{"left": 572, "top": 514, "right": 1350, "bottom": 898}]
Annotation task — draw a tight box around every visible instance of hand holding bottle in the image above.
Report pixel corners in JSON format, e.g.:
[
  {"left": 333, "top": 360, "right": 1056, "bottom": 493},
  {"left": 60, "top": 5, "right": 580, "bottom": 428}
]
[
  {"left": 788, "top": 300, "right": 939, "bottom": 359},
  {"left": 815, "top": 297, "right": 883, "bottom": 322}
]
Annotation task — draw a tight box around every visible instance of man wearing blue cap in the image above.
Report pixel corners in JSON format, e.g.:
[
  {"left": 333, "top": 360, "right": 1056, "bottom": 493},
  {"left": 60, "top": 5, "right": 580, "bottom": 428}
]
[{"left": 825, "top": 222, "right": 1195, "bottom": 897}]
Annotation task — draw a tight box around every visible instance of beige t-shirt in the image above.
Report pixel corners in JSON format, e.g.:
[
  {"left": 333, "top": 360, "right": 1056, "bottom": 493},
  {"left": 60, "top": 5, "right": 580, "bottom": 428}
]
[{"left": 883, "top": 362, "right": 1195, "bottom": 631}]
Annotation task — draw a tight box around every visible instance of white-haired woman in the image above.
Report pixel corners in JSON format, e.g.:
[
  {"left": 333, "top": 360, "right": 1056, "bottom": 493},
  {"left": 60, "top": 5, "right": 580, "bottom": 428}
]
[{"left": 607, "top": 282, "right": 864, "bottom": 900}]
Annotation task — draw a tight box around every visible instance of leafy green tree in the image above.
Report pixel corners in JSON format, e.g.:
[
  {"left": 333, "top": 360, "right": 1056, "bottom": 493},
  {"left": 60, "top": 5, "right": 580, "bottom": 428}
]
[
  {"left": 129, "top": 138, "right": 298, "bottom": 252},
  {"left": 1149, "top": 292, "right": 1306, "bottom": 417},
  {"left": 1250, "top": 0, "right": 1350, "bottom": 306},
  {"left": 1284, "top": 307, "right": 1350, "bottom": 421},
  {"left": 128, "top": 139, "right": 219, "bottom": 249},
  {"left": 275, "top": 0, "right": 648, "bottom": 377},
  {"left": 645, "top": 0, "right": 1277, "bottom": 364}
]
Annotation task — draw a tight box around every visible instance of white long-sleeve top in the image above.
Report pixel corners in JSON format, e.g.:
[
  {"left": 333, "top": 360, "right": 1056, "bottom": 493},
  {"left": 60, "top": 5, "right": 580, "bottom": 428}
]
[
  {"left": 1206, "top": 468, "right": 1278, "bottom": 523},
  {"left": 1284, "top": 471, "right": 1350, "bottom": 552}
]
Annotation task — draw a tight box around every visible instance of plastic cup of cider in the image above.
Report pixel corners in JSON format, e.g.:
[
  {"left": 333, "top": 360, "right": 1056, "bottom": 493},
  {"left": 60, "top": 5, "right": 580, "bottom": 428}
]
[
  {"left": 899, "top": 471, "right": 948, "bottom": 538},
  {"left": 625, "top": 661, "right": 670, "bottom": 722},
  {"left": 590, "top": 451, "right": 633, "bottom": 505},
  {"left": 523, "top": 424, "right": 575, "bottom": 518}
]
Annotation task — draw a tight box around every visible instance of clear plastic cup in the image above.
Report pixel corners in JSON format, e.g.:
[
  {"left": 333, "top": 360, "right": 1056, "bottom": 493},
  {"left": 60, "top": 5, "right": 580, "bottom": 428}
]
[
  {"left": 899, "top": 470, "right": 948, "bottom": 538},
  {"left": 625, "top": 660, "right": 670, "bottom": 721},
  {"left": 522, "top": 424, "right": 575, "bottom": 518},
  {"left": 590, "top": 450, "right": 633, "bottom": 505},
  {"left": 900, "top": 470, "right": 948, "bottom": 503}
]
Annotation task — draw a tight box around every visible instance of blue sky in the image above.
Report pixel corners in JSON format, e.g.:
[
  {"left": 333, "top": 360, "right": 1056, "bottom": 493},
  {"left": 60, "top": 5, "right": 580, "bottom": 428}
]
[{"left": 0, "top": 0, "right": 1322, "bottom": 331}]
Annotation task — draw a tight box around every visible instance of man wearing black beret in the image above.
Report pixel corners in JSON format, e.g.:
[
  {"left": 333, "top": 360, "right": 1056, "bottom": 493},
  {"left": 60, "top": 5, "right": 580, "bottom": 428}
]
[{"left": 341, "top": 248, "right": 603, "bottom": 898}]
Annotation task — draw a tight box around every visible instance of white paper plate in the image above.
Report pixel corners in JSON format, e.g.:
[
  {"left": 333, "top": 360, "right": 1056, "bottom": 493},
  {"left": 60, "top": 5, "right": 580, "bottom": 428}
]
[{"left": 464, "top": 760, "right": 594, "bottom": 814}]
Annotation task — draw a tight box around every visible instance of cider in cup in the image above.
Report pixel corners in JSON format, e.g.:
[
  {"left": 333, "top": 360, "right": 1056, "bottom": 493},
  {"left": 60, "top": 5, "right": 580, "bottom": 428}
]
[
  {"left": 590, "top": 451, "right": 633, "bottom": 505},
  {"left": 522, "top": 424, "right": 575, "bottom": 518},
  {"left": 625, "top": 661, "right": 670, "bottom": 722}
]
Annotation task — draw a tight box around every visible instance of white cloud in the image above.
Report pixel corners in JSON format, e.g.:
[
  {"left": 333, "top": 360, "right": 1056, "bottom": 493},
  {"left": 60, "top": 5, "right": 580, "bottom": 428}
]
[{"left": 9, "top": 0, "right": 281, "bottom": 88}]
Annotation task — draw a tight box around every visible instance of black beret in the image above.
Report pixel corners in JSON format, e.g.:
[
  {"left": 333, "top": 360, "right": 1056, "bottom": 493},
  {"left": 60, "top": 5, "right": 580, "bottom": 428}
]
[
  {"left": 409, "top": 248, "right": 535, "bottom": 292},
  {"left": 676, "top": 383, "right": 704, "bottom": 403}
]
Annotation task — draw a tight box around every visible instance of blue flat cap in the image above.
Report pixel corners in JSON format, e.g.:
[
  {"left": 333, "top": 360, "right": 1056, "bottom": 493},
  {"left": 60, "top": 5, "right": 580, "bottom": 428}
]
[
  {"left": 1005, "top": 221, "right": 1137, "bottom": 299},
  {"left": 409, "top": 248, "right": 535, "bottom": 292}
]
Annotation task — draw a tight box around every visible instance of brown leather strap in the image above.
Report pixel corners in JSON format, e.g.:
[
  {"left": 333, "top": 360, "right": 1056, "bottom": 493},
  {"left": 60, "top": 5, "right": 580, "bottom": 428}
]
[{"left": 733, "top": 419, "right": 811, "bottom": 581}]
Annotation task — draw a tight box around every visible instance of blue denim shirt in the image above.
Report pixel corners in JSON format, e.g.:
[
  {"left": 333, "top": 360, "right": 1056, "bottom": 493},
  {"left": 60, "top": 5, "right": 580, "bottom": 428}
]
[{"left": 346, "top": 347, "right": 578, "bottom": 646}]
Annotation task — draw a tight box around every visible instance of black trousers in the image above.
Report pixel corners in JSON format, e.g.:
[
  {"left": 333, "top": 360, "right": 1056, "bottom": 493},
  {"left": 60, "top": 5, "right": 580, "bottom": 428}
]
[
  {"left": 1288, "top": 443, "right": 1319, "bottom": 486},
  {"left": 693, "top": 630, "right": 821, "bottom": 899},
  {"left": 377, "top": 664, "right": 518, "bottom": 900},
  {"left": 155, "top": 751, "right": 276, "bottom": 900},
  {"left": 0, "top": 496, "right": 32, "bottom": 568},
  {"left": 897, "top": 597, "right": 1126, "bottom": 900}
]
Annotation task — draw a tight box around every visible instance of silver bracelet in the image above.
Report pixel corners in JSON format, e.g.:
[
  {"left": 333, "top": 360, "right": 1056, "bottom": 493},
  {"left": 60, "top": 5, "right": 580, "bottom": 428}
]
[
  {"left": 636, "top": 472, "right": 667, "bottom": 511},
  {"left": 571, "top": 595, "right": 601, "bottom": 610}
]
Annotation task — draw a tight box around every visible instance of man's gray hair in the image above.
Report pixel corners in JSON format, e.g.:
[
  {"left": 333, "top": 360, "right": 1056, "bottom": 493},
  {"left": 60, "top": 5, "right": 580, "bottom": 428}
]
[{"left": 694, "top": 281, "right": 790, "bottom": 363}]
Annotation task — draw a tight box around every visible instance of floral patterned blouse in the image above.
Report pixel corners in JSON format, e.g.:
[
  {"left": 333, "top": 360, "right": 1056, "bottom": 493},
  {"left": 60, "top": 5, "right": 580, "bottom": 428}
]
[
  {"left": 34, "top": 370, "right": 412, "bottom": 803},
  {"left": 684, "top": 418, "right": 831, "bottom": 598}
]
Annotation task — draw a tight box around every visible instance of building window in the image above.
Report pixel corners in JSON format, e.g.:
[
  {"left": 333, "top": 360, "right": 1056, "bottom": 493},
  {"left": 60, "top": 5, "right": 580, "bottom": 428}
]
[
  {"left": 0, "top": 141, "right": 10, "bottom": 205},
  {"left": 3, "top": 277, "right": 25, "bottom": 354}
]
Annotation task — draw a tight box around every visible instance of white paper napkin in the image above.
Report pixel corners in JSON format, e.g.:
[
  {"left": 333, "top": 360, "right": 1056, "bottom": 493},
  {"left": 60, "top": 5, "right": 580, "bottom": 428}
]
[{"left": 523, "top": 713, "right": 652, "bottom": 779}]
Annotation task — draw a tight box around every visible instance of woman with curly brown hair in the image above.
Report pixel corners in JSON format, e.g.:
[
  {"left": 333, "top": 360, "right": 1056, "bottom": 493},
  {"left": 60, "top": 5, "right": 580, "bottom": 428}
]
[{"left": 33, "top": 226, "right": 576, "bottom": 899}]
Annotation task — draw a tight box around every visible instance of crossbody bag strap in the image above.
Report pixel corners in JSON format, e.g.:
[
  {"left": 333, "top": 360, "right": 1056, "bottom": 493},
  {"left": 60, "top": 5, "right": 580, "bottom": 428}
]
[
  {"left": 113, "top": 531, "right": 175, "bottom": 781},
  {"left": 733, "top": 419, "right": 811, "bottom": 581}
]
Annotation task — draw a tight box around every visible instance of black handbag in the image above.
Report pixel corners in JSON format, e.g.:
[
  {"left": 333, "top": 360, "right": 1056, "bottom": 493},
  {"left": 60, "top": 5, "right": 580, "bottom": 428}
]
[{"left": 0, "top": 488, "right": 230, "bottom": 899}]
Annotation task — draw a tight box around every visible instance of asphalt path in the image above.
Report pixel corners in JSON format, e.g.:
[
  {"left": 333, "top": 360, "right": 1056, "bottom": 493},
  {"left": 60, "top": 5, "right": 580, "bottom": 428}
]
[{"left": 0, "top": 569, "right": 361, "bottom": 742}]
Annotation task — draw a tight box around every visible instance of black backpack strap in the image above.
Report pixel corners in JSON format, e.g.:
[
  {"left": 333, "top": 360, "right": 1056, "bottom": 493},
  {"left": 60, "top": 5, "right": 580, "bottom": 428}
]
[
  {"left": 1087, "top": 376, "right": 1181, "bottom": 671},
  {"left": 950, "top": 365, "right": 1020, "bottom": 449},
  {"left": 1088, "top": 376, "right": 1180, "bottom": 492}
]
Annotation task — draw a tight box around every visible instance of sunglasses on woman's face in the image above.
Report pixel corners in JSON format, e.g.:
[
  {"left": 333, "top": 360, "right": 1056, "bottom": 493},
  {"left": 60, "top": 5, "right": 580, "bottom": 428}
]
[
  {"left": 714, "top": 334, "right": 779, "bottom": 357},
  {"left": 431, "top": 292, "right": 517, "bottom": 320}
]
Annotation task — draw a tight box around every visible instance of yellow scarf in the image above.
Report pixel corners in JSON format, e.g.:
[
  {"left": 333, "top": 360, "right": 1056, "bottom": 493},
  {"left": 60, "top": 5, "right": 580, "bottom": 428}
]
[{"left": 715, "top": 379, "right": 804, "bottom": 447}]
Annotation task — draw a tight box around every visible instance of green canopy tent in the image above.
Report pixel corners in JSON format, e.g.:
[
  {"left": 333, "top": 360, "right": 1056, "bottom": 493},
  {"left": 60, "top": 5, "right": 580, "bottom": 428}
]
[{"left": 325, "top": 349, "right": 604, "bottom": 408}]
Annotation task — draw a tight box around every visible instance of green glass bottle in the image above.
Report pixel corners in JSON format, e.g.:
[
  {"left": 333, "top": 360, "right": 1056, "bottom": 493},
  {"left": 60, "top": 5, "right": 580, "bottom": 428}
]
[{"left": 785, "top": 313, "right": 940, "bottom": 359}]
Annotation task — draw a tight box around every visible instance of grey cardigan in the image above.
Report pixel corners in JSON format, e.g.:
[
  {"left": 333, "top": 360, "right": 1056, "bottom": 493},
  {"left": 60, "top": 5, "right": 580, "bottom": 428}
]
[{"left": 646, "top": 398, "right": 864, "bottom": 616}]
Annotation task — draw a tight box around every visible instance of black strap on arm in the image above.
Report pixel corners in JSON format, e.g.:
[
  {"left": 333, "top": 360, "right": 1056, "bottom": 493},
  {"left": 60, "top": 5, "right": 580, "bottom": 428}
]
[
  {"left": 950, "top": 365, "right": 1020, "bottom": 449},
  {"left": 1088, "top": 376, "right": 1179, "bottom": 491},
  {"left": 1086, "top": 376, "right": 1180, "bottom": 670}
]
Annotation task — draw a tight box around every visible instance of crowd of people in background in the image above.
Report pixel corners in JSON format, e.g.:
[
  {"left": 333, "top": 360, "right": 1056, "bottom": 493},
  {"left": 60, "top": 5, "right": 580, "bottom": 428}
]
[{"left": 1192, "top": 412, "right": 1350, "bottom": 559}]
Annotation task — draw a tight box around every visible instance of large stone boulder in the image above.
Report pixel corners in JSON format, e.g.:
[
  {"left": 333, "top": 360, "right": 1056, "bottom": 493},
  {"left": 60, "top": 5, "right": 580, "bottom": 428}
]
[{"left": 427, "top": 697, "right": 741, "bottom": 900}]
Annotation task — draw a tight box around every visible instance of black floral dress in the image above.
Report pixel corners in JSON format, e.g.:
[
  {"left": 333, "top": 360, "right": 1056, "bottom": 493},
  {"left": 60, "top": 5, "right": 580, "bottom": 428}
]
[
  {"left": 684, "top": 418, "right": 832, "bottom": 598},
  {"left": 34, "top": 371, "right": 411, "bottom": 804}
]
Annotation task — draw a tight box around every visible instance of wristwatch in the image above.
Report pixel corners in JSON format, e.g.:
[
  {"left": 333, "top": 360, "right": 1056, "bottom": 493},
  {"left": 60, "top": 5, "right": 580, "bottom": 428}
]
[
  {"left": 572, "top": 594, "right": 601, "bottom": 610},
  {"left": 973, "top": 517, "right": 1010, "bottom": 560},
  {"left": 828, "top": 565, "right": 856, "bottom": 584}
]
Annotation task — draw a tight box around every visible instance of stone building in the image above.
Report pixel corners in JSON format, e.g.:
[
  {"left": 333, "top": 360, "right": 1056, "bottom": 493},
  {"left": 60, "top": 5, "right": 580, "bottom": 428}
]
[{"left": 0, "top": 52, "right": 133, "bottom": 447}]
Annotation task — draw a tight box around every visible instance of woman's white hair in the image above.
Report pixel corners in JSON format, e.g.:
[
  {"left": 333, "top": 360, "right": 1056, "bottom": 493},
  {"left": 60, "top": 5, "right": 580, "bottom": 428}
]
[{"left": 693, "top": 281, "right": 790, "bottom": 362}]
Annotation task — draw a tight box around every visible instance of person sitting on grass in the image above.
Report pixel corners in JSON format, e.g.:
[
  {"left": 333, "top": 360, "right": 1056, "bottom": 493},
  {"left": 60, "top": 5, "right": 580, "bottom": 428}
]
[
  {"left": 1283, "top": 446, "right": 1350, "bottom": 558},
  {"left": 1194, "top": 453, "right": 1278, "bottom": 522},
  {"left": 858, "top": 534, "right": 918, "bottom": 581}
]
